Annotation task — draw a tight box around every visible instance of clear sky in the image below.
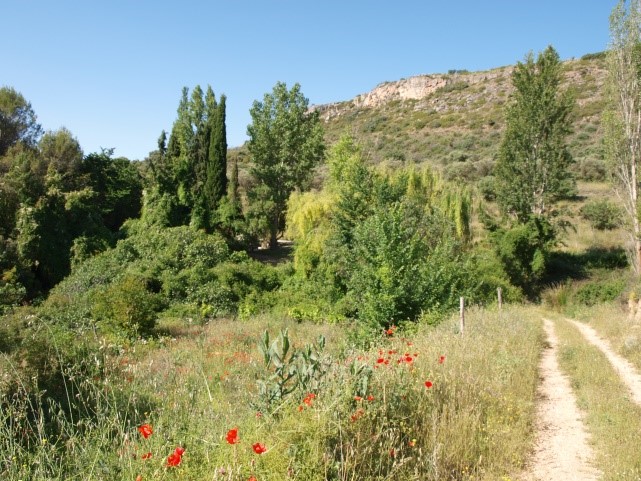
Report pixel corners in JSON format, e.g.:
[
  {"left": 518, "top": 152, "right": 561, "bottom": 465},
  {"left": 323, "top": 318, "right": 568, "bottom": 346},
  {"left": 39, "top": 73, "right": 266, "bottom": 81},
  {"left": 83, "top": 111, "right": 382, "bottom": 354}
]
[{"left": 3, "top": 1, "right": 614, "bottom": 160}]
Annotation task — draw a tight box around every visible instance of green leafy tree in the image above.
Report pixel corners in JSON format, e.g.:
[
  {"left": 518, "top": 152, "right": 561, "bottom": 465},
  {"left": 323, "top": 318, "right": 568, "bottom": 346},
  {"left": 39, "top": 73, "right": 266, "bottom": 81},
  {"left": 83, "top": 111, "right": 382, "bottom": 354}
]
[
  {"left": 247, "top": 82, "right": 325, "bottom": 248},
  {"left": 605, "top": 0, "right": 641, "bottom": 273},
  {"left": 153, "top": 86, "right": 228, "bottom": 230},
  {"left": 39, "top": 128, "right": 83, "bottom": 191},
  {"left": 79, "top": 150, "right": 142, "bottom": 231},
  {"left": 494, "top": 46, "right": 575, "bottom": 222},
  {"left": 0, "top": 86, "right": 42, "bottom": 157}
]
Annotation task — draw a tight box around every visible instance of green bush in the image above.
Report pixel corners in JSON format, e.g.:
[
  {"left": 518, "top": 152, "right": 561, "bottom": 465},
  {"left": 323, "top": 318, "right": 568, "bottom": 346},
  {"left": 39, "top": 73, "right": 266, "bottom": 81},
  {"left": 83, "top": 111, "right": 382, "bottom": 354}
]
[
  {"left": 347, "top": 202, "right": 467, "bottom": 328},
  {"left": 574, "top": 277, "right": 626, "bottom": 306},
  {"left": 477, "top": 176, "right": 496, "bottom": 201},
  {"left": 91, "top": 274, "right": 162, "bottom": 337},
  {"left": 581, "top": 51, "right": 606, "bottom": 61},
  {"left": 580, "top": 199, "right": 623, "bottom": 230},
  {"left": 576, "top": 158, "right": 607, "bottom": 181},
  {"left": 493, "top": 217, "right": 556, "bottom": 297}
]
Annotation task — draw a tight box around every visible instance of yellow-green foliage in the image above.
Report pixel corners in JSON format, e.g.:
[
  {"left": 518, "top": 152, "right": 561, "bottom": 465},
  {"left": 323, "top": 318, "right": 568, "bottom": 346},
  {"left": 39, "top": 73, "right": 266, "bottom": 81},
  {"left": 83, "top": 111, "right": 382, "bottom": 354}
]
[
  {"left": 377, "top": 165, "right": 472, "bottom": 242},
  {"left": 285, "top": 189, "right": 334, "bottom": 275}
]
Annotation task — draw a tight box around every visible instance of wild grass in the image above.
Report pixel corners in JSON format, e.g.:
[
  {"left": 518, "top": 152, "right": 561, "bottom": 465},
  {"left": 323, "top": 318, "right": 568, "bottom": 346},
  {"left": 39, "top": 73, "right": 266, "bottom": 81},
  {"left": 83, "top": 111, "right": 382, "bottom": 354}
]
[
  {"left": 0, "top": 306, "right": 543, "bottom": 480},
  {"left": 569, "top": 303, "right": 641, "bottom": 371},
  {"left": 553, "top": 317, "right": 641, "bottom": 480}
]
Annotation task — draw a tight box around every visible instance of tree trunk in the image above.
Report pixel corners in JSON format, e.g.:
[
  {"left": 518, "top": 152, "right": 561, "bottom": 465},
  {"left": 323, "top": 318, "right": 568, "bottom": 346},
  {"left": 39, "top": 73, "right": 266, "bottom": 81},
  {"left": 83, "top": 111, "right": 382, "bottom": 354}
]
[{"left": 269, "top": 212, "right": 279, "bottom": 250}]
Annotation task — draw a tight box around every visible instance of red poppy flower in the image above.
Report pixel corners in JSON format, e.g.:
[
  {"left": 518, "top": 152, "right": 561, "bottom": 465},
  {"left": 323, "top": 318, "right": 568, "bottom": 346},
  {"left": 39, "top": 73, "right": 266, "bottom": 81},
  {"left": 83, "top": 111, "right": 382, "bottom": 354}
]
[
  {"left": 405, "top": 355, "right": 413, "bottom": 363},
  {"left": 366, "top": 395, "right": 374, "bottom": 401},
  {"left": 439, "top": 355, "right": 446, "bottom": 364},
  {"left": 248, "top": 477, "right": 258, "bottom": 481},
  {"left": 141, "top": 452, "right": 152, "bottom": 460},
  {"left": 303, "top": 393, "right": 316, "bottom": 406},
  {"left": 226, "top": 428, "right": 239, "bottom": 445},
  {"left": 350, "top": 408, "right": 365, "bottom": 422},
  {"left": 408, "top": 439, "right": 416, "bottom": 447},
  {"left": 252, "top": 442, "right": 267, "bottom": 454},
  {"left": 389, "top": 448, "right": 396, "bottom": 457},
  {"left": 354, "top": 395, "right": 363, "bottom": 401},
  {"left": 297, "top": 405, "right": 304, "bottom": 412},
  {"left": 376, "top": 357, "right": 385, "bottom": 364},
  {"left": 166, "top": 447, "right": 185, "bottom": 468},
  {"left": 424, "top": 380, "right": 433, "bottom": 388},
  {"left": 136, "top": 476, "right": 142, "bottom": 481},
  {"left": 138, "top": 424, "right": 153, "bottom": 439}
]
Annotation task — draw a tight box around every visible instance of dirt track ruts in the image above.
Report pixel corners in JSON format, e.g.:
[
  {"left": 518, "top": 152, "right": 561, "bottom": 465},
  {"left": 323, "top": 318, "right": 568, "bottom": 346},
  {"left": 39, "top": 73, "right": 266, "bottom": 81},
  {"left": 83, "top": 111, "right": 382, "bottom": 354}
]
[{"left": 520, "top": 319, "right": 601, "bottom": 481}]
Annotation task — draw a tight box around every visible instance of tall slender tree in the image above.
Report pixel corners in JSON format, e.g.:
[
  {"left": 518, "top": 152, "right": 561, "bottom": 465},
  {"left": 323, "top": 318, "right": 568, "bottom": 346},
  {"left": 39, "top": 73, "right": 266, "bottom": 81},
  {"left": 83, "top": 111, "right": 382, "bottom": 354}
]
[
  {"left": 156, "top": 85, "right": 228, "bottom": 230},
  {"left": 494, "top": 46, "right": 575, "bottom": 223},
  {"left": 205, "top": 93, "right": 227, "bottom": 217},
  {"left": 605, "top": 0, "right": 641, "bottom": 274}
]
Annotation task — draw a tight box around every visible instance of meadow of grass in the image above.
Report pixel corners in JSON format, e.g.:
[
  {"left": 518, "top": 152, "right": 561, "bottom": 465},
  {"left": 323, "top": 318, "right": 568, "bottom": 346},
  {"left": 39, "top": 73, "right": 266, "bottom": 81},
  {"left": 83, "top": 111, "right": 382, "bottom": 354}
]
[
  {"left": 1, "top": 306, "right": 543, "bottom": 481},
  {"left": 553, "top": 316, "right": 641, "bottom": 480}
]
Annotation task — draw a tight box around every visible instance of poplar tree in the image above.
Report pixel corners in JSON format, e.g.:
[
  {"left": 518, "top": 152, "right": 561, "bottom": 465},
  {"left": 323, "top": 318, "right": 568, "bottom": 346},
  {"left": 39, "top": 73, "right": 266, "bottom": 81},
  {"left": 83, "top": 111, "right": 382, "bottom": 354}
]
[
  {"left": 605, "top": 0, "right": 641, "bottom": 274},
  {"left": 494, "top": 46, "right": 575, "bottom": 223},
  {"left": 247, "top": 82, "right": 324, "bottom": 248}
]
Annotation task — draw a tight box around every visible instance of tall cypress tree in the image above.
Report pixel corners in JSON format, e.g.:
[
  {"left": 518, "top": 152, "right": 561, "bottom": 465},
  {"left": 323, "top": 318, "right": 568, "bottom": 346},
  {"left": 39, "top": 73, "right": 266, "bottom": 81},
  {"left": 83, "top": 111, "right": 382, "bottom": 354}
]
[
  {"left": 151, "top": 85, "right": 228, "bottom": 231},
  {"left": 205, "top": 93, "right": 228, "bottom": 219}
]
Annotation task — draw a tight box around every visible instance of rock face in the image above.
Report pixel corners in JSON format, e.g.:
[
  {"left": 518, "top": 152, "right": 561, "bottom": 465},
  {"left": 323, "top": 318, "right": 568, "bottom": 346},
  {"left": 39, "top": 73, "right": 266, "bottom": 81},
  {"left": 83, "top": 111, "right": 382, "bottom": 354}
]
[
  {"left": 312, "top": 67, "right": 514, "bottom": 120},
  {"left": 311, "top": 59, "right": 607, "bottom": 119},
  {"left": 353, "top": 75, "right": 449, "bottom": 108}
]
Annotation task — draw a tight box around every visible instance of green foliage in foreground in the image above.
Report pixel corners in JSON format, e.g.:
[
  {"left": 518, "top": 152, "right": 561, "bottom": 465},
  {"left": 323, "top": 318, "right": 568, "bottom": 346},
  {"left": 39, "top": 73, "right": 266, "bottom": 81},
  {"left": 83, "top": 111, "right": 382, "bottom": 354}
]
[
  {"left": 0, "top": 306, "right": 544, "bottom": 480},
  {"left": 36, "top": 222, "right": 282, "bottom": 338},
  {"left": 285, "top": 136, "right": 518, "bottom": 332}
]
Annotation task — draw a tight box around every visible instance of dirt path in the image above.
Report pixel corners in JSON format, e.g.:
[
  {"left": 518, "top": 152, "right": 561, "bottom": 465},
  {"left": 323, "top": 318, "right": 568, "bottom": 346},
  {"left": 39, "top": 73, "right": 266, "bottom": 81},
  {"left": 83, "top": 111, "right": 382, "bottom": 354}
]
[
  {"left": 520, "top": 319, "right": 601, "bottom": 481},
  {"left": 569, "top": 318, "right": 641, "bottom": 407}
]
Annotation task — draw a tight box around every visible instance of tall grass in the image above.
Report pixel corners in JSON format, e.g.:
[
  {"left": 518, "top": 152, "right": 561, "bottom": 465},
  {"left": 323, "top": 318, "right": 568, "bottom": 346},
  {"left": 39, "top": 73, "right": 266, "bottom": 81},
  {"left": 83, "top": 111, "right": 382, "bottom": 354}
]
[{"left": 1, "top": 306, "right": 543, "bottom": 480}]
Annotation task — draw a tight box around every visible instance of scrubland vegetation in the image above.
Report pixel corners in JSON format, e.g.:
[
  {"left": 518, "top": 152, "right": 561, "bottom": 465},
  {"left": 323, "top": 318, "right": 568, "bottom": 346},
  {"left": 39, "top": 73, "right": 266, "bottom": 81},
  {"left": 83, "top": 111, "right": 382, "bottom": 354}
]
[
  {"left": 5, "top": 3, "right": 641, "bottom": 479},
  {"left": 1, "top": 307, "right": 544, "bottom": 480}
]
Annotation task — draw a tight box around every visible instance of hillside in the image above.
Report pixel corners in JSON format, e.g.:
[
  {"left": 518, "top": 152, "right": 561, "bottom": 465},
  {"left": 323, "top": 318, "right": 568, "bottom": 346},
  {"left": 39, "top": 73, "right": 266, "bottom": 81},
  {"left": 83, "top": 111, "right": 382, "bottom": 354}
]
[{"left": 310, "top": 52, "right": 607, "bottom": 183}]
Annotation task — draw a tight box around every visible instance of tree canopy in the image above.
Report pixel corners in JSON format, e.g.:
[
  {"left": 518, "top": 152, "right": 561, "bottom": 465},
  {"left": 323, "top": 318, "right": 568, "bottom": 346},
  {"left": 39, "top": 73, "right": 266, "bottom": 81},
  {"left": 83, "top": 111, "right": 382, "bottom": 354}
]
[
  {"left": 494, "top": 46, "right": 575, "bottom": 223},
  {"left": 0, "top": 86, "right": 42, "bottom": 157},
  {"left": 247, "top": 82, "right": 325, "bottom": 248}
]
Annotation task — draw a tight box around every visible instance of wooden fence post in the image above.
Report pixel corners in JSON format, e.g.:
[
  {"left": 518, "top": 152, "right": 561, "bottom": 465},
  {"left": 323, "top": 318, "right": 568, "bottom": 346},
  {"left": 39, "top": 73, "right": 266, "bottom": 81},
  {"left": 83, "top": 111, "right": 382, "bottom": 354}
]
[
  {"left": 497, "top": 287, "right": 503, "bottom": 311},
  {"left": 459, "top": 296, "right": 465, "bottom": 335}
]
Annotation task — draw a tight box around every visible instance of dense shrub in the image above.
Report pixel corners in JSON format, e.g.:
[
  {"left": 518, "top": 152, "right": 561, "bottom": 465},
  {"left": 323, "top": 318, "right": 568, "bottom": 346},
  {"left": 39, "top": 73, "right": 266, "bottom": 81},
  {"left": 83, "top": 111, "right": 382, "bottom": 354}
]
[
  {"left": 347, "top": 202, "right": 465, "bottom": 328},
  {"left": 91, "top": 274, "right": 162, "bottom": 337},
  {"left": 580, "top": 199, "right": 623, "bottom": 230},
  {"left": 477, "top": 176, "right": 496, "bottom": 201},
  {"left": 581, "top": 51, "right": 606, "bottom": 61},
  {"left": 493, "top": 216, "right": 556, "bottom": 296},
  {"left": 41, "top": 224, "right": 232, "bottom": 331},
  {"left": 575, "top": 158, "right": 607, "bottom": 181},
  {"left": 574, "top": 277, "right": 626, "bottom": 305}
]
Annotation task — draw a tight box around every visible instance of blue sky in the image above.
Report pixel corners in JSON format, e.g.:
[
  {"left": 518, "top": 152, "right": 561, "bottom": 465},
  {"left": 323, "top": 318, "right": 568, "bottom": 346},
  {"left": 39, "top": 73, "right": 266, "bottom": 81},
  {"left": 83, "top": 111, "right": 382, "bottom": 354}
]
[{"left": 3, "top": 1, "right": 614, "bottom": 160}]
